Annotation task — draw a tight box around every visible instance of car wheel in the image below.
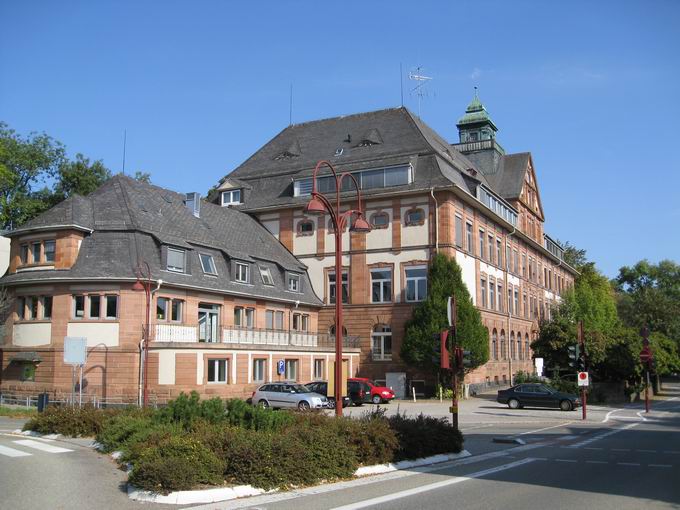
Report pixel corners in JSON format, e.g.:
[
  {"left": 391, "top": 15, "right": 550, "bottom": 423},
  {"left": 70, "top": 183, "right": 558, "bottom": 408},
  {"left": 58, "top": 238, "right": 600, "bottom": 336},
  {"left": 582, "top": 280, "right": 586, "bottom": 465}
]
[
  {"left": 372, "top": 395, "right": 382, "bottom": 405},
  {"left": 258, "top": 399, "right": 269, "bottom": 408},
  {"left": 508, "top": 398, "right": 520, "bottom": 410},
  {"left": 298, "top": 400, "right": 311, "bottom": 411},
  {"left": 560, "top": 400, "right": 573, "bottom": 411},
  {"left": 327, "top": 398, "right": 336, "bottom": 409}
]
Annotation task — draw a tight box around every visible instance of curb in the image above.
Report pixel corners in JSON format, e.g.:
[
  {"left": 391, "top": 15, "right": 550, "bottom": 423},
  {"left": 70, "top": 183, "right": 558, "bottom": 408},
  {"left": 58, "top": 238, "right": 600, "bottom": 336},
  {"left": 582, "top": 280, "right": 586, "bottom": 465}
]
[{"left": 127, "top": 449, "right": 472, "bottom": 505}]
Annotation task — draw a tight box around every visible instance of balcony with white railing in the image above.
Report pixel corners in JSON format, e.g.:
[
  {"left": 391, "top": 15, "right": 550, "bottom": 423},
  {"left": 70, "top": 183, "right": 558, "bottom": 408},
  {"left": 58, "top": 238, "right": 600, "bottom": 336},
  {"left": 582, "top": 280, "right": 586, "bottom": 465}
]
[{"left": 147, "top": 323, "right": 360, "bottom": 349}]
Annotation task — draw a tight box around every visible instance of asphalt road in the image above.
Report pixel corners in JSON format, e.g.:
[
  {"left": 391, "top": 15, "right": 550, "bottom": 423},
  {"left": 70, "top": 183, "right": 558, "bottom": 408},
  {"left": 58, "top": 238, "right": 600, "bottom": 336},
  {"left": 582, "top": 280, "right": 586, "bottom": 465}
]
[{"left": 1, "top": 384, "right": 678, "bottom": 510}]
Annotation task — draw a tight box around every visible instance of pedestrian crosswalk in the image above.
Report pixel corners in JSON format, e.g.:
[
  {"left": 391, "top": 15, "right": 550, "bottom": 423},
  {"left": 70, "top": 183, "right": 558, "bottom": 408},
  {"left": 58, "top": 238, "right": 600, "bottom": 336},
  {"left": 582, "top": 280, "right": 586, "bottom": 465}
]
[{"left": 0, "top": 438, "right": 73, "bottom": 458}]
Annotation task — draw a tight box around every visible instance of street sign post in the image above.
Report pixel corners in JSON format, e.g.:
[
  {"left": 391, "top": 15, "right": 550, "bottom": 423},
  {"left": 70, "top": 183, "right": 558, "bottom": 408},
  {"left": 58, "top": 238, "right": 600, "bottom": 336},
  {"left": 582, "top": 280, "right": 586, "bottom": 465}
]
[
  {"left": 64, "top": 337, "right": 87, "bottom": 407},
  {"left": 578, "top": 321, "right": 587, "bottom": 421},
  {"left": 640, "top": 327, "right": 652, "bottom": 413},
  {"left": 277, "top": 359, "right": 285, "bottom": 376},
  {"left": 577, "top": 372, "right": 589, "bottom": 386}
]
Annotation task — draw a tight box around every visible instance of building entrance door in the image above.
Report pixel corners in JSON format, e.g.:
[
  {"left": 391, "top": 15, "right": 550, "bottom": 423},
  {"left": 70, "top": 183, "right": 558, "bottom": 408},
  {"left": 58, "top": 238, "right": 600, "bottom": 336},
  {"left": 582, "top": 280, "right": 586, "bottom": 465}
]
[{"left": 198, "top": 303, "right": 220, "bottom": 343}]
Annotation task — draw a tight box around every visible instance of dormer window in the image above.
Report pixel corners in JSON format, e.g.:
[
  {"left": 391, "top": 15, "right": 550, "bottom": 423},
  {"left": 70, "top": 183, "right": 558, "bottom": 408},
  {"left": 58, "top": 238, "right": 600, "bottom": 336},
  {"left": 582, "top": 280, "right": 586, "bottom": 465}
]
[
  {"left": 44, "top": 240, "right": 55, "bottom": 262},
  {"left": 259, "top": 266, "right": 274, "bottom": 285},
  {"left": 221, "top": 189, "right": 242, "bottom": 206},
  {"left": 199, "top": 253, "right": 217, "bottom": 275},
  {"left": 287, "top": 273, "right": 301, "bottom": 292},
  {"left": 167, "top": 248, "right": 186, "bottom": 273},
  {"left": 235, "top": 262, "right": 250, "bottom": 283},
  {"left": 18, "top": 238, "right": 57, "bottom": 267}
]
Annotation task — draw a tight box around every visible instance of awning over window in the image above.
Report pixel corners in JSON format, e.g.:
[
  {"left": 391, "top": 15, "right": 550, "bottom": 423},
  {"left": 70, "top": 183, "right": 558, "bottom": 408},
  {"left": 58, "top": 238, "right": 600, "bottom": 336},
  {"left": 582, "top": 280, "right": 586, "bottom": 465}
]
[{"left": 10, "top": 352, "right": 42, "bottom": 363}]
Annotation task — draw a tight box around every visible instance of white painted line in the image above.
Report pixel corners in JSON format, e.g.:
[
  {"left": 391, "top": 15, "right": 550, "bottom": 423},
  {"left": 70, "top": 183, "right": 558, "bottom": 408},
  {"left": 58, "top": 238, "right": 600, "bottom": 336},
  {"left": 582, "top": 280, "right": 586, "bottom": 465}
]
[
  {"left": 568, "top": 423, "right": 639, "bottom": 449},
  {"left": 517, "top": 422, "right": 574, "bottom": 436},
  {"left": 586, "top": 460, "right": 608, "bottom": 464},
  {"left": 13, "top": 439, "right": 73, "bottom": 454},
  {"left": 555, "top": 459, "right": 578, "bottom": 463},
  {"left": 636, "top": 411, "right": 648, "bottom": 422},
  {"left": 602, "top": 408, "right": 623, "bottom": 423},
  {"left": 583, "top": 447, "right": 603, "bottom": 451},
  {"left": 617, "top": 462, "right": 640, "bottom": 466},
  {"left": 0, "top": 445, "right": 32, "bottom": 458},
  {"left": 329, "top": 458, "right": 537, "bottom": 510},
  {"left": 649, "top": 464, "right": 672, "bottom": 468},
  {"left": 612, "top": 448, "right": 630, "bottom": 452}
]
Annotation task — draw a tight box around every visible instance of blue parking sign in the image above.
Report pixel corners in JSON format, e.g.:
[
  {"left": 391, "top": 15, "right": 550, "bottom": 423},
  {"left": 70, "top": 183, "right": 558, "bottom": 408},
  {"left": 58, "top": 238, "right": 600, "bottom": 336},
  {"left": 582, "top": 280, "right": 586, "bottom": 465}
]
[{"left": 277, "top": 359, "right": 285, "bottom": 375}]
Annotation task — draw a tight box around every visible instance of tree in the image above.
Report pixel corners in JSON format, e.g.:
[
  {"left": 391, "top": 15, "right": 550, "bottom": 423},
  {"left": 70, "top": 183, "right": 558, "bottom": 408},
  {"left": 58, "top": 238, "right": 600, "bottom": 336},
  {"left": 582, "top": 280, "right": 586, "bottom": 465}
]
[
  {"left": 52, "top": 153, "right": 111, "bottom": 203},
  {"left": 133, "top": 171, "right": 152, "bottom": 184},
  {"left": 558, "top": 240, "right": 588, "bottom": 269},
  {"left": 401, "top": 253, "right": 489, "bottom": 376},
  {"left": 0, "top": 122, "right": 65, "bottom": 229}
]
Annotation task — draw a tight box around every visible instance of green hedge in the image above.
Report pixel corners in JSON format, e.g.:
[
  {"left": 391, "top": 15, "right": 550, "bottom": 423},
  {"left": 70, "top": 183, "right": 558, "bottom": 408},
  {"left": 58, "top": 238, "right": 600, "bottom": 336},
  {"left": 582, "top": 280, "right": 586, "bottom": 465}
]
[
  {"left": 22, "top": 405, "right": 125, "bottom": 437},
  {"left": 388, "top": 413, "right": 463, "bottom": 461}
]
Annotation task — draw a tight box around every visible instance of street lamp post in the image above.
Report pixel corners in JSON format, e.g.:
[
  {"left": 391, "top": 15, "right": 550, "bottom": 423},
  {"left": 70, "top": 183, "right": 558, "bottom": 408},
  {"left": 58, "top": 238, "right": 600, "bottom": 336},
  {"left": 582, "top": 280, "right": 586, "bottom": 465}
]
[
  {"left": 304, "top": 160, "right": 370, "bottom": 417},
  {"left": 132, "top": 262, "right": 160, "bottom": 407}
]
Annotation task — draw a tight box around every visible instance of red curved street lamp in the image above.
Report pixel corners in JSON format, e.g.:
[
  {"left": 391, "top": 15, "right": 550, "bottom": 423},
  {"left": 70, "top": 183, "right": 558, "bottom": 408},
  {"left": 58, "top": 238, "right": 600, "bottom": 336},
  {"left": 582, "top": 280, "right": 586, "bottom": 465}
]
[
  {"left": 304, "top": 160, "right": 370, "bottom": 416},
  {"left": 132, "top": 261, "right": 157, "bottom": 407}
]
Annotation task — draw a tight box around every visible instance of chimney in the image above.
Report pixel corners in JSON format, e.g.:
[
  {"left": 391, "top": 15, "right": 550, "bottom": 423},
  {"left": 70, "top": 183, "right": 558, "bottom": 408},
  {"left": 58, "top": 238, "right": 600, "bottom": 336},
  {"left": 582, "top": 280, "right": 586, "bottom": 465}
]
[{"left": 185, "top": 192, "right": 201, "bottom": 218}]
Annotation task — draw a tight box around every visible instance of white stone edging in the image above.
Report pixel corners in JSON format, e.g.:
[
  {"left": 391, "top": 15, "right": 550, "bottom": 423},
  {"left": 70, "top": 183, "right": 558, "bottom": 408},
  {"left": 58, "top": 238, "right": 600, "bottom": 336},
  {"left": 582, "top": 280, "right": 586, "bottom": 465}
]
[{"left": 126, "top": 449, "right": 471, "bottom": 505}]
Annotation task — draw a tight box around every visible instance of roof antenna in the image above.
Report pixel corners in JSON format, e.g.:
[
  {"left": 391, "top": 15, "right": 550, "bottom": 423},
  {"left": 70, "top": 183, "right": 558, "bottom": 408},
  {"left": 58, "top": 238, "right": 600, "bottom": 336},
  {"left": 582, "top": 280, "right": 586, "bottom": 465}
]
[
  {"left": 121, "top": 129, "right": 127, "bottom": 175},
  {"left": 400, "top": 62, "right": 404, "bottom": 107},
  {"left": 289, "top": 83, "right": 293, "bottom": 126},
  {"left": 409, "top": 65, "right": 433, "bottom": 117}
]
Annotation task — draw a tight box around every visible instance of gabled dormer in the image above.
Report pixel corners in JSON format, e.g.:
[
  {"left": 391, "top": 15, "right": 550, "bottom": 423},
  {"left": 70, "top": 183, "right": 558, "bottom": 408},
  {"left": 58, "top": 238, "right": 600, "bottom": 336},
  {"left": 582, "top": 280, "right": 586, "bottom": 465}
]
[{"left": 216, "top": 177, "right": 249, "bottom": 207}]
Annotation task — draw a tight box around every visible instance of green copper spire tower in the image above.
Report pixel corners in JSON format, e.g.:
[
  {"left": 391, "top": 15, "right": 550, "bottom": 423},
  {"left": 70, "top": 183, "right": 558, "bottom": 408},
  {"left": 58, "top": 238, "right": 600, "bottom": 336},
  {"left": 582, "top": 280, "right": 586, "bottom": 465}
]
[{"left": 456, "top": 88, "right": 498, "bottom": 143}]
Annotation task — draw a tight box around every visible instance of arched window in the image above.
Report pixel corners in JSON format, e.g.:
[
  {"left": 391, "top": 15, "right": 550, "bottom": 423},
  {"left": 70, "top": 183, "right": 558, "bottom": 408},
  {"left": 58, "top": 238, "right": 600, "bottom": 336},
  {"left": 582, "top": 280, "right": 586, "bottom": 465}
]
[
  {"left": 329, "top": 325, "right": 348, "bottom": 339},
  {"left": 500, "top": 329, "right": 506, "bottom": 360},
  {"left": 297, "top": 220, "right": 314, "bottom": 236},
  {"left": 491, "top": 329, "right": 498, "bottom": 360},
  {"left": 404, "top": 208, "right": 425, "bottom": 226},
  {"left": 370, "top": 212, "right": 389, "bottom": 229},
  {"left": 517, "top": 337, "right": 523, "bottom": 360},
  {"left": 371, "top": 324, "right": 392, "bottom": 361},
  {"left": 525, "top": 333, "right": 530, "bottom": 360},
  {"left": 510, "top": 332, "right": 515, "bottom": 359}
]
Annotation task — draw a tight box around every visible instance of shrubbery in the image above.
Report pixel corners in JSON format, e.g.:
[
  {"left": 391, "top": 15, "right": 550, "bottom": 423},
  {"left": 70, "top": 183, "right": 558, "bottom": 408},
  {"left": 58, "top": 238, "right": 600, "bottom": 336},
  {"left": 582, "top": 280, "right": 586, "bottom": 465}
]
[
  {"left": 24, "top": 392, "right": 465, "bottom": 494},
  {"left": 513, "top": 370, "right": 541, "bottom": 384}
]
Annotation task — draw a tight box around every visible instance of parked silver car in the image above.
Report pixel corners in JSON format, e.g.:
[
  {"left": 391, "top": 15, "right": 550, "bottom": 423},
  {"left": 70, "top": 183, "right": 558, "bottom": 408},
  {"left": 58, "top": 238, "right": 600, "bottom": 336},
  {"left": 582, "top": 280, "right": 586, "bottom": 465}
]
[{"left": 251, "top": 383, "right": 328, "bottom": 410}]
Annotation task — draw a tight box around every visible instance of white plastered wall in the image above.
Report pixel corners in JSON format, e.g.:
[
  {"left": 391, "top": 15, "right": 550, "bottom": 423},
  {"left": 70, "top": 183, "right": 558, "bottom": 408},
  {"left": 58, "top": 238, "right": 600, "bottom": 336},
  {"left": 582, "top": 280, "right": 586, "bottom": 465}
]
[
  {"left": 13, "top": 323, "right": 51, "bottom": 346},
  {"left": 455, "top": 251, "right": 477, "bottom": 305},
  {"left": 66, "top": 323, "right": 119, "bottom": 347}
]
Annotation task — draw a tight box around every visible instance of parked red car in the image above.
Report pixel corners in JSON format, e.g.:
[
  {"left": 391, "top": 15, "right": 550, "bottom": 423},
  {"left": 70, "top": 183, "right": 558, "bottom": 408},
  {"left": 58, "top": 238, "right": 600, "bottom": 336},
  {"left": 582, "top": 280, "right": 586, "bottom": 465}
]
[{"left": 348, "top": 377, "right": 395, "bottom": 404}]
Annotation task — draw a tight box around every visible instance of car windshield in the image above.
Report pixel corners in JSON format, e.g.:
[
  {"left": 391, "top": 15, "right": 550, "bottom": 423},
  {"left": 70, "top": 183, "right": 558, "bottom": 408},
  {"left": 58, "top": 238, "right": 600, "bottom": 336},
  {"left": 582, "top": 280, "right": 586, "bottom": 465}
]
[{"left": 288, "top": 384, "right": 311, "bottom": 393}]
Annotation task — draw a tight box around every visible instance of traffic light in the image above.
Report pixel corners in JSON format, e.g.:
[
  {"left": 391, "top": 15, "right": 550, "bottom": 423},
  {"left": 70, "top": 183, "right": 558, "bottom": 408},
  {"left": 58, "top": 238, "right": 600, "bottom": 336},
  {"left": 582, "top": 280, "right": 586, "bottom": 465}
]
[
  {"left": 568, "top": 344, "right": 580, "bottom": 368},
  {"left": 454, "top": 347, "right": 472, "bottom": 370},
  {"left": 577, "top": 349, "right": 587, "bottom": 372},
  {"left": 431, "top": 331, "right": 450, "bottom": 369}
]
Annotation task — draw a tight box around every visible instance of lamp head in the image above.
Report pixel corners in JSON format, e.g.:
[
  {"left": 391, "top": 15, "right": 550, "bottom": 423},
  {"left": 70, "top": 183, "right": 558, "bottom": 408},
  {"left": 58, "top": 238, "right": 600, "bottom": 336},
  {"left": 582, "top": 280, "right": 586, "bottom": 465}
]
[
  {"left": 350, "top": 214, "right": 371, "bottom": 233},
  {"left": 132, "top": 279, "right": 145, "bottom": 292},
  {"left": 304, "top": 194, "right": 326, "bottom": 216}
]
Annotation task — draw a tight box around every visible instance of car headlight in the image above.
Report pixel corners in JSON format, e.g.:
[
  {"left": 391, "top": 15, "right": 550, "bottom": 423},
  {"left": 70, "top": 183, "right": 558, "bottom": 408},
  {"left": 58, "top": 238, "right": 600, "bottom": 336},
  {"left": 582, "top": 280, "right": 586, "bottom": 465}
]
[{"left": 382, "top": 391, "right": 391, "bottom": 395}]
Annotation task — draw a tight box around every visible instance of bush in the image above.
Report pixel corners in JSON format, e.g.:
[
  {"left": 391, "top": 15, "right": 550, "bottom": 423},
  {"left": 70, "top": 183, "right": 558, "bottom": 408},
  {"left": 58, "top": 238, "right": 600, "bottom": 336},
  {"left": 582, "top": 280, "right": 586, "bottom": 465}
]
[
  {"left": 128, "top": 434, "right": 223, "bottom": 493},
  {"left": 23, "top": 405, "right": 121, "bottom": 437},
  {"left": 155, "top": 391, "right": 226, "bottom": 429},
  {"left": 388, "top": 413, "right": 463, "bottom": 461},
  {"left": 224, "top": 398, "right": 295, "bottom": 431},
  {"left": 96, "top": 414, "right": 181, "bottom": 455},
  {"left": 514, "top": 370, "right": 541, "bottom": 384},
  {"left": 549, "top": 377, "right": 578, "bottom": 395}
]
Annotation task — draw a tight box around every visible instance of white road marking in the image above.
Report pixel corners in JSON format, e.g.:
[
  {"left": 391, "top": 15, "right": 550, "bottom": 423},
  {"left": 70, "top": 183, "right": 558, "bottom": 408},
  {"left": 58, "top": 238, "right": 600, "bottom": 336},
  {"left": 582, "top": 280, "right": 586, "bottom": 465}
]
[
  {"left": 568, "top": 423, "right": 639, "bottom": 449},
  {"left": 617, "top": 462, "right": 641, "bottom": 466},
  {"left": 637, "top": 449, "right": 656, "bottom": 453},
  {"left": 516, "top": 422, "right": 574, "bottom": 436},
  {"left": 13, "top": 439, "right": 72, "bottom": 454},
  {"left": 0, "top": 445, "right": 32, "bottom": 457},
  {"left": 636, "top": 412, "right": 648, "bottom": 422},
  {"left": 649, "top": 464, "right": 672, "bottom": 468},
  {"left": 330, "top": 458, "right": 537, "bottom": 510},
  {"left": 603, "top": 408, "right": 623, "bottom": 423},
  {"left": 555, "top": 459, "right": 577, "bottom": 463},
  {"left": 586, "top": 460, "right": 608, "bottom": 464}
]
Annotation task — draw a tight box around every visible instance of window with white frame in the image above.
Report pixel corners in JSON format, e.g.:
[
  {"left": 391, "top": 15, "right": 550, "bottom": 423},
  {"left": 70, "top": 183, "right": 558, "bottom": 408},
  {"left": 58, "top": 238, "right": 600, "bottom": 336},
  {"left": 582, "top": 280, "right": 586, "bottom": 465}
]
[
  {"left": 405, "top": 265, "right": 427, "bottom": 302},
  {"left": 497, "top": 284, "right": 503, "bottom": 312},
  {"left": 31, "top": 241, "right": 41, "bottom": 263},
  {"left": 199, "top": 253, "right": 217, "bottom": 275},
  {"left": 478, "top": 229, "right": 485, "bottom": 258},
  {"left": 265, "top": 310, "right": 285, "bottom": 330},
  {"left": 221, "top": 189, "right": 241, "bottom": 206},
  {"left": 259, "top": 266, "right": 274, "bottom": 285},
  {"left": 328, "top": 270, "right": 348, "bottom": 304},
  {"left": 292, "top": 312, "right": 309, "bottom": 331},
  {"left": 207, "top": 359, "right": 227, "bottom": 383},
  {"left": 466, "top": 222, "right": 473, "bottom": 253},
  {"left": 371, "top": 325, "right": 392, "bottom": 361},
  {"left": 313, "top": 359, "right": 324, "bottom": 380},
  {"left": 167, "top": 248, "right": 186, "bottom": 272},
  {"left": 287, "top": 273, "right": 300, "bottom": 292},
  {"left": 284, "top": 359, "right": 298, "bottom": 381},
  {"left": 44, "top": 240, "right": 55, "bottom": 263},
  {"left": 253, "top": 358, "right": 266, "bottom": 382},
  {"left": 371, "top": 268, "right": 392, "bottom": 303},
  {"left": 235, "top": 262, "right": 249, "bottom": 283},
  {"left": 234, "top": 306, "right": 255, "bottom": 328},
  {"left": 488, "top": 234, "right": 494, "bottom": 263},
  {"left": 105, "top": 295, "right": 118, "bottom": 319},
  {"left": 490, "top": 282, "right": 496, "bottom": 310},
  {"left": 293, "top": 165, "right": 411, "bottom": 197},
  {"left": 455, "top": 216, "right": 463, "bottom": 248},
  {"left": 480, "top": 278, "right": 487, "bottom": 308}
]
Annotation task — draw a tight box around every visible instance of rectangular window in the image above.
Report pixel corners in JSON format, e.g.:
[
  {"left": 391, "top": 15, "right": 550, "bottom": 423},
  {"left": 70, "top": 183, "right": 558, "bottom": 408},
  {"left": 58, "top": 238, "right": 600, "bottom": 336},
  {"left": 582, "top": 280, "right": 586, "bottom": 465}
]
[
  {"left": 479, "top": 230, "right": 485, "bottom": 258},
  {"left": 157, "top": 297, "right": 169, "bottom": 320},
  {"left": 221, "top": 189, "right": 241, "bottom": 206},
  {"left": 488, "top": 235, "right": 494, "bottom": 263},
  {"left": 167, "top": 248, "right": 185, "bottom": 272},
  {"left": 497, "top": 284, "right": 503, "bottom": 312},
  {"left": 514, "top": 290, "right": 519, "bottom": 316},
  {"left": 455, "top": 216, "right": 463, "bottom": 248},
  {"left": 506, "top": 245, "right": 511, "bottom": 271},
  {"left": 199, "top": 253, "right": 217, "bottom": 275},
  {"left": 20, "top": 244, "right": 29, "bottom": 264},
  {"left": 490, "top": 282, "right": 496, "bottom": 311},
  {"left": 371, "top": 268, "right": 392, "bottom": 303},
  {"left": 171, "top": 299, "right": 182, "bottom": 321},
  {"left": 284, "top": 359, "right": 298, "bottom": 381},
  {"left": 275, "top": 311, "right": 284, "bottom": 330},
  {"left": 207, "top": 359, "right": 227, "bottom": 383},
  {"left": 513, "top": 250, "right": 519, "bottom": 274},
  {"left": 497, "top": 239, "right": 502, "bottom": 266},
  {"left": 44, "top": 240, "right": 56, "bottom": 263},
  {"left": 105, "top": 295, "right": 118, "bottom": 319},
  {"left": 265, "top": 310, "right": 274, "bottom": 329},
  {"left": 89, "top": 295, "right": 101, "bottom": 318},
  {"left": 74, "top": 295, "right": 85, "bottom": 318},
  {"left": 259, "top": 266, "right": 274, "bottom": 285},
  {"left": 42, "top": 296, "right": 52, "bottom": 319},
  {"left": 287, "top": 273, "right": 300, "bottom": 292},
  {"left": 234, "top": 307, "right": 255, "bottom": 328},
  {"left": 523, "top": 294, "right": 528, "bottom": 318},
  {"left": 522, "top": 254, "right": 527, "bottom": 277},
  {"left": 28, "top": 296, "right": 39, "bottom": 319},
  {"left": 253, "top": 358, "right": 266, "bottom": 383},
  {"left": 235, "top": 262, "right": 249, "bottom": 283},
  {"left": 328, "top": 270, "right": 349, "bottom": 304},
  {"left": 508, "top": 288, "right": 513, "bottom": 315},
  {"left": 313, "top": 359, "right": 324, "bottom": 380},
  {"left": 481, "top": 278, "right": 487, "bottom": 308},
  {"left": 31, "top": 242, "right": 41, "bottom": 263},
  {"left": 466, "top": 223, "right": 473, "bottom": 253},
  {"left": 17, "top": 297, "right": 25, "bottom": 319},
  {"left": 405, "top": 266, "right": 427, "bottom": 302}
]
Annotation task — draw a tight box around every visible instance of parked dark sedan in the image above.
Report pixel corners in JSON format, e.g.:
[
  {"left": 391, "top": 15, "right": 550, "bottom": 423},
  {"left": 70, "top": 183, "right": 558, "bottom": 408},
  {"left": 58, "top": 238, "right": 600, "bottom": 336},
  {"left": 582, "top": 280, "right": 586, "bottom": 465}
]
[
  {"left": 304, "top": 381, "right": 351, "bottom": 409},
  {"left": 497, "top": 383, "right": 580, "bottom": 411}
]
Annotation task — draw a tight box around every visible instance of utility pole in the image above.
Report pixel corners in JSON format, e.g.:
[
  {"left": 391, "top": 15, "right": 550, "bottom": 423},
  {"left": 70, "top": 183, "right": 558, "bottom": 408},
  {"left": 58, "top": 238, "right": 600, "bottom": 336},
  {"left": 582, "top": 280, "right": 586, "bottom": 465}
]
[
  {"left": 578, "top": 320, "right": 587, "bottom": 420},
  {"left": 450, "top": 296, "right": 459, "bottom": 430},
  {"left": 640, "top": 326, "right": 653, "bottom": 414}
]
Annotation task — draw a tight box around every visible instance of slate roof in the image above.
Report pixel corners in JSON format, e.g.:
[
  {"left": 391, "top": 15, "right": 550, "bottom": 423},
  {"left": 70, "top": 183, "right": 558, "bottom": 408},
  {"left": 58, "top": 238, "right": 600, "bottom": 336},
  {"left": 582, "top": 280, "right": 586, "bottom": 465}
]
[
  {"left": 1, "top": 175, "right": 321, "bottom": 306},
  {"left": 475, "top": 152, "right": 530, "bottom": 200},
  {"left": 214, "top": 107, "right": 492, "bottom": 210}
]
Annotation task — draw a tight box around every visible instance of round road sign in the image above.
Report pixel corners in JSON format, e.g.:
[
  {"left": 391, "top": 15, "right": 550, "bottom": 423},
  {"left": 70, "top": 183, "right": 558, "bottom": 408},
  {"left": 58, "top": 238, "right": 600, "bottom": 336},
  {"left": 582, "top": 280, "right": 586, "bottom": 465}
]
[{"left": 577, "top": 371, "right": 589, "bottom": 386}]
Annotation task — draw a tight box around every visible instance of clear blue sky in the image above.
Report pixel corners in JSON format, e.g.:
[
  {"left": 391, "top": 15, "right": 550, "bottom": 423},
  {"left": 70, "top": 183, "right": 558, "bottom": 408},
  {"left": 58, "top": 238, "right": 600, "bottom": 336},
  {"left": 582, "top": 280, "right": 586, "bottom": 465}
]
[{"left": 2, "top": 1, "right": 678, "bottom": 277}]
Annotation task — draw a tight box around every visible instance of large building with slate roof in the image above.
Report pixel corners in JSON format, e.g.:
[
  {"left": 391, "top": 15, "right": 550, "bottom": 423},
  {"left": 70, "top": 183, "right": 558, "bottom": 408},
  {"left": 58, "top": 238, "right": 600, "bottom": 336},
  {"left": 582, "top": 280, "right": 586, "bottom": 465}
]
[
  {"left": 0, "top": 175, "right": 359, "bottom": 403},
  {"left": 212, "top": 95, "right": 577, "bottom": 394}
]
